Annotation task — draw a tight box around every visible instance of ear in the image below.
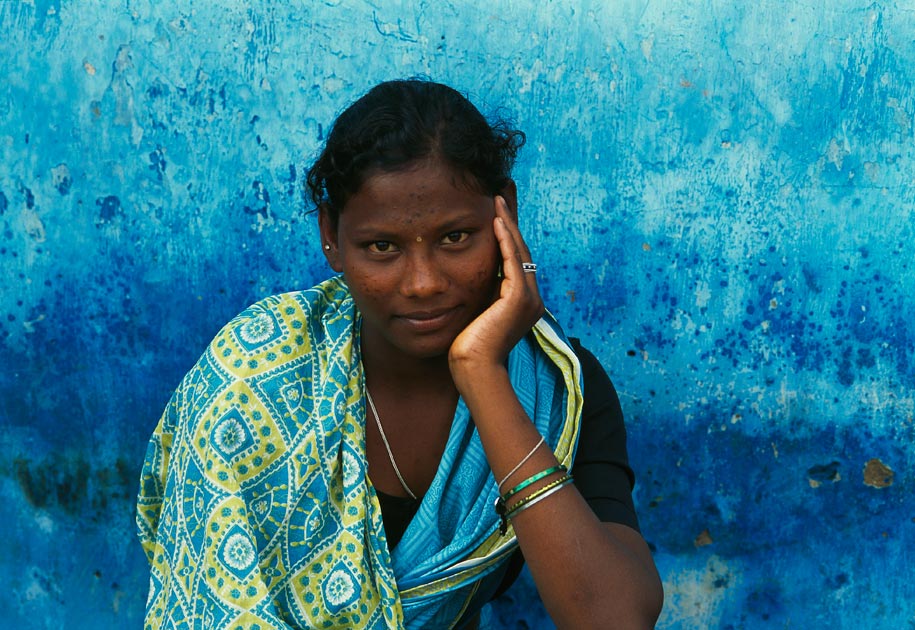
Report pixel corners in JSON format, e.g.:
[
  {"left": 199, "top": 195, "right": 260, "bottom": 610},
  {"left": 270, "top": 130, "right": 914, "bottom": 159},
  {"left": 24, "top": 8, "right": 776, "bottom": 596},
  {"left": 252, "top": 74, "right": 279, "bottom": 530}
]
[
  {"left": 318, "top": 204, "right": 344, "bottom": 272},
  {"left": 499, "top": 180, "right": 519, "bottom": 221}
]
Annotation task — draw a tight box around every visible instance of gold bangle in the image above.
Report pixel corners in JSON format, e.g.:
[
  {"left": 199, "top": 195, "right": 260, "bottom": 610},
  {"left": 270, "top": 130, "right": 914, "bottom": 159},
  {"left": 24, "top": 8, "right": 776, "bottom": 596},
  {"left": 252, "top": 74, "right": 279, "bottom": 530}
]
[
  {"left": 495, "top": 466, "right": 566, "bottom": 534},
  {"left": 498, "top": 474, "right": 573, "bottom": 534}
]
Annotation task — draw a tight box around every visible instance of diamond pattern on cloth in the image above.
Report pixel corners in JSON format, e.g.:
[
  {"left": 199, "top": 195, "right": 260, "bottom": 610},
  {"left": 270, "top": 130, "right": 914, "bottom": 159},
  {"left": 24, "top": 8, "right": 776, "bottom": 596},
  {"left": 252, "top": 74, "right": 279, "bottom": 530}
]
[
  {"left": 137, "top": 278, "right": 401, "bottom": 630},
  {"left": 136, "top": 276, "right": 583, "bottom": 630}
]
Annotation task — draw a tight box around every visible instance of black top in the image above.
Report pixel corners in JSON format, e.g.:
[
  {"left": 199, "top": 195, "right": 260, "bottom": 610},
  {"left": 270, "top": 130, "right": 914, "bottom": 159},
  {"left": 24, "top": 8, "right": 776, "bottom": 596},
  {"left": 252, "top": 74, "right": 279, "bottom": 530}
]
[{"left": 375, "top": 337, "right": 639, "bottom": 595}]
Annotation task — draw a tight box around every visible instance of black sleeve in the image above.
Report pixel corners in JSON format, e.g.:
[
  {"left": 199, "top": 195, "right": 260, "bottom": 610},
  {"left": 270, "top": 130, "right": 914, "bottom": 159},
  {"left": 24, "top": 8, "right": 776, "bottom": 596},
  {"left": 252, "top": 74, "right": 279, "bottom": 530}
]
[{"left": 569, "top": 338, "right": 641, "bottom": 533}]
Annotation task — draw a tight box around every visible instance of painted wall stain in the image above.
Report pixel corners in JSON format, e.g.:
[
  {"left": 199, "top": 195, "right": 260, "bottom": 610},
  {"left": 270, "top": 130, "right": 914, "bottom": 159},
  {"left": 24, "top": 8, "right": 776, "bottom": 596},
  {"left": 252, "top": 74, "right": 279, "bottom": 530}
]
[
  {"left": 862, "top": 458, "right": 894, "bottom": 489},
  {"left": 13, "top": 456, "right": 134, "bottom": 518},
  {"left": 50, "top": 164, "right": 71, "bottom": 195},
  {"left": 694, "top": 529, "right": 714, "bottom": 548},
  {"left": 242, "top": 180, "right": 271, "bottom": 219},
  {"left": 148, "top": 147, "right": 166, "bottom": 181},
  {"left": 807, "top": 461, "right": 841, "bottom": 488},
  {"left": 95, "top": 195, "right": 122, "bottom": 224}
]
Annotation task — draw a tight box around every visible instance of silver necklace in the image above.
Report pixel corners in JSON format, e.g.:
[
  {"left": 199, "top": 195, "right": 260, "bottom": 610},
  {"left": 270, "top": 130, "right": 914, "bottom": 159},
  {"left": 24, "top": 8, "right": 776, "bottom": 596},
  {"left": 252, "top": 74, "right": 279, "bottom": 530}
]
[{"left": 365, "top": 386, "right": 418, "bottom": 500}]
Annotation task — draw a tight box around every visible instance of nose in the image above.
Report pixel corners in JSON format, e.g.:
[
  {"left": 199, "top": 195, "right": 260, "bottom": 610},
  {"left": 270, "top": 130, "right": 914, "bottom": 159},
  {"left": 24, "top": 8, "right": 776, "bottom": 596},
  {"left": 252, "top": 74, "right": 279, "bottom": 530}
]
[{"left": 400, "top": 251, "right": 449, "bottom": 298}]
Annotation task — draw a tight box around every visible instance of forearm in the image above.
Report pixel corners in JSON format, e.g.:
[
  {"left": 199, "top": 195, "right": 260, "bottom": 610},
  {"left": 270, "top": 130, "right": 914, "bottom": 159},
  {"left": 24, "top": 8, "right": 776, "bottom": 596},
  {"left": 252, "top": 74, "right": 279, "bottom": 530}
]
[{"left": 453, "top": 361, "right": 663, "bottom": 629}]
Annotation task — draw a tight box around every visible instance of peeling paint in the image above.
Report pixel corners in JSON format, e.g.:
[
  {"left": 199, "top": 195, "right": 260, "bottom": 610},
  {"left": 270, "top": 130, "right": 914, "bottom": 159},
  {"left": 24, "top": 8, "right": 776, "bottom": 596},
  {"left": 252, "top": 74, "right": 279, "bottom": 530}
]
[
  {"left": 694, "top": 529, "right": 714, "bottom": 547},
  {"left": 862, "top": 458, "right": 894, "bottom": 489},
  {"left": 808, "top": 461, "right": 842, "bottom": 488}
]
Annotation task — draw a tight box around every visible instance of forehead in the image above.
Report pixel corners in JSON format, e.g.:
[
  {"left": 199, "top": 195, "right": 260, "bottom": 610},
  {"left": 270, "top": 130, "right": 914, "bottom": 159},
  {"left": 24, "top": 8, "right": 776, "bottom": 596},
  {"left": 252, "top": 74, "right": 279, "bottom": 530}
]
[
  {"left": 342, "top": 160, "right": 491, "bottom": 224},
  {"left": 362, "top": 159, "right": 480, "bottom": 196}
]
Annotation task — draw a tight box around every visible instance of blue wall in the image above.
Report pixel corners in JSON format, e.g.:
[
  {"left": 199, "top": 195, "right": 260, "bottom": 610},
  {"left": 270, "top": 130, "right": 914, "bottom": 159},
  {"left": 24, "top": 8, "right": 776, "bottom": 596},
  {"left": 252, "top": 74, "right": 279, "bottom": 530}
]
[{"left": 2, "top": 1, "right": 912, "bottom": 628}]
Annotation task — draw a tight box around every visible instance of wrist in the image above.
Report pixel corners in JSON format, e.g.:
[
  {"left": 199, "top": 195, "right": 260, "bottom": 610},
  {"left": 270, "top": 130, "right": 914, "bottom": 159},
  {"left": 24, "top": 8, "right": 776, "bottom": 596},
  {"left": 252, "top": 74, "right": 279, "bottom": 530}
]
[{"left": 448, "top": 355, "right": 509, "bottom": 397}]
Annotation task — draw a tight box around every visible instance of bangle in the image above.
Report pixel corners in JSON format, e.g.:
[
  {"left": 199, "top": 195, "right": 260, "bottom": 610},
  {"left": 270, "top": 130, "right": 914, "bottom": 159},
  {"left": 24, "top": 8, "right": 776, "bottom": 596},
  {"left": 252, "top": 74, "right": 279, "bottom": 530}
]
[
  {"left": 505, "top": 475, "right": 574, "bottom": 522},
  {"left": 506, "top": 473, "right": 573, "bottom": 515},
  {"left": 496, "top": 472, "right": 572, "bottom": 535},
  {"left": 503, "top": 465, "right": 566, "bottom": 504},
  {"left": 497, "top": 435, "right": 545, "bottom": 491},
  {"left": 495, "top": 465, "right": 566, "bottom": 534}
]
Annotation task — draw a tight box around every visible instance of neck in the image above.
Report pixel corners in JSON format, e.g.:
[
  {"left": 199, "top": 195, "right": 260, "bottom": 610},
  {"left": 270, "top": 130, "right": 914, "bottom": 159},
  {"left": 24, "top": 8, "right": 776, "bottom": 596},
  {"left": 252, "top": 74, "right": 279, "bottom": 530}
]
[{"left": 360, "top": 335, "right": 456, "bottom": 394}]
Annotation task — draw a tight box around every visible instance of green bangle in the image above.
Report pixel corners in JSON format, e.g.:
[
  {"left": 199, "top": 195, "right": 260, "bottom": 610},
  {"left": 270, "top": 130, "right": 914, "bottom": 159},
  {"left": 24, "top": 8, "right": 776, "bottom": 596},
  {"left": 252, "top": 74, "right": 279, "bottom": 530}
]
[
  {"left": 503, "top": 465, "right": 566, "bottom": 503},
  {"left": 505, "top": 475, "right": 574, "bottom": 522},
  {"left": 495, "top": 470, "right": 572, "bottom": 535}
]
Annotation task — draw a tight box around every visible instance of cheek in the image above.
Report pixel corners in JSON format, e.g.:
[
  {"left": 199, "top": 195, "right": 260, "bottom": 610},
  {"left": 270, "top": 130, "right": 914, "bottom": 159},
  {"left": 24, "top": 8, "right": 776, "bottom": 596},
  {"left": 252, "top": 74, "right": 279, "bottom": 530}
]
[
  {"left": 471, "top": 266, "right": 495, "bottom": 287},
  {"left": 466, "top": 253, "right": 501, "bottom": 296},
  {"left": 470, "top": 235, "right": 500, "bottom": 278},
  {"left": 343, "top": 267, "right": 388, "bottom": 304}
]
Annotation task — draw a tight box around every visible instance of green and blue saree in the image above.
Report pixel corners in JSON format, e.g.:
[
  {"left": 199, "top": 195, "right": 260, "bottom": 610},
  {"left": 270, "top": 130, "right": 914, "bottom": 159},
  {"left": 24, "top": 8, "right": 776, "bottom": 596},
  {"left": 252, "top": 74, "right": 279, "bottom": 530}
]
[{"left": 137, "top": 276, "right": 582, "bottom": 629}]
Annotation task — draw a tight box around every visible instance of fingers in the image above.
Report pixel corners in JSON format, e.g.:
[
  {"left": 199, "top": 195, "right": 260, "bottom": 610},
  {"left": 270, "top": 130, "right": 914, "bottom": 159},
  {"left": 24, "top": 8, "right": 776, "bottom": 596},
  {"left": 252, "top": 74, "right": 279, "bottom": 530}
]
[
  {"left": 493, "top": 214, "right": 521, "bottom": 284},
  {"left": 494, "top": 196, "right": 534, "bottom": 263},
  {"left": 494, "top": 196, "right": 538, "bottom": 288},
  {"left": 494, "top": 197, "right": 543, "bottom": 326}
]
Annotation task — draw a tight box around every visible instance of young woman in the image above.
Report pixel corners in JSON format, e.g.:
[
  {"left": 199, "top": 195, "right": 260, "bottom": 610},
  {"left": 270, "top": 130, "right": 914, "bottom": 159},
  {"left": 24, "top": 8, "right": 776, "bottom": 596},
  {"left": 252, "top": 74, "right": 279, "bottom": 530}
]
[{"left": 137, "top": 79, "right": 662, "bottom": 629}]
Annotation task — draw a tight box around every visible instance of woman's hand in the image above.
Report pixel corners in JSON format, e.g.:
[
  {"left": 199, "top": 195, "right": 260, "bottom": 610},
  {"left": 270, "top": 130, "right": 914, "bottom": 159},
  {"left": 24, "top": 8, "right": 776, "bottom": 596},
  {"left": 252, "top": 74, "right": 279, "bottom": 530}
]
[
  {"left": 448, "top": 201, "right": 664, "bottom": 629},
  {"left": 448, "top": 195, "right": 545, "bottom": 383}
]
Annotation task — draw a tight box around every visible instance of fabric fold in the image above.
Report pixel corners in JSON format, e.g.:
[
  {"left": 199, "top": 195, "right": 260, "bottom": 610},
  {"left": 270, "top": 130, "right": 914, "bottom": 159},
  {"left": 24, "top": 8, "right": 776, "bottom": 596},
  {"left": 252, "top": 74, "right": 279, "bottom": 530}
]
[{"left": 137, "top": 276, "right": 582, "bottom": 630}]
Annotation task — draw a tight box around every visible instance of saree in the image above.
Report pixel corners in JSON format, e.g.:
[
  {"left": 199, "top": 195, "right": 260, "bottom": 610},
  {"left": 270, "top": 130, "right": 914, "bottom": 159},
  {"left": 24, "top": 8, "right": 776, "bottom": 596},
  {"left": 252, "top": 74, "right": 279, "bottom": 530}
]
[{"left": 137, "top": 275, "right": 582, "bottom": 629}]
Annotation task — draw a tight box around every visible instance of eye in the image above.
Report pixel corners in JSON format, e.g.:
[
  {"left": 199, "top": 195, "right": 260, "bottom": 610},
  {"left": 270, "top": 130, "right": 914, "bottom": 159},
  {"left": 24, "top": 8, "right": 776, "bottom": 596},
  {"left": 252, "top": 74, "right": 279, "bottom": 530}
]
[
  {"left": 367, "top": 241, "right": 396, "bottom": 253},
  {"left": 441, "top": 231, "right": 469, "bottom": 245}
]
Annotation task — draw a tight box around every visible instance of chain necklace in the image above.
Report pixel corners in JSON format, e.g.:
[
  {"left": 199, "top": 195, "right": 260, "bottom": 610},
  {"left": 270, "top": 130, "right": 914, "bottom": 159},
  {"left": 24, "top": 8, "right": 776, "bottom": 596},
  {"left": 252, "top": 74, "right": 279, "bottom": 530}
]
[{"left": 365, "top": 386, "right": 418, "bottom": 500}]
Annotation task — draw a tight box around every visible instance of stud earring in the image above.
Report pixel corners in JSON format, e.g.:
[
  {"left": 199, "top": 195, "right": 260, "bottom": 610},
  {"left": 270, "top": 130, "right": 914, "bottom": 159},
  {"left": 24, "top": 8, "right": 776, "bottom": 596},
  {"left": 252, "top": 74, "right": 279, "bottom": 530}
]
[{"left": 324, "top": 244, "right": 331, "bottom": 250}]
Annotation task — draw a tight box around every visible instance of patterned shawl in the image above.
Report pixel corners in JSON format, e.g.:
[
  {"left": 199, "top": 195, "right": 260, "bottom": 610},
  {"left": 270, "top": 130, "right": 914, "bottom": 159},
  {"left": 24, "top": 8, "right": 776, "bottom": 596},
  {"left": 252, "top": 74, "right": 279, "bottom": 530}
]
[{"left": 137, "top": 275, "right": 582, "bottom": 629}]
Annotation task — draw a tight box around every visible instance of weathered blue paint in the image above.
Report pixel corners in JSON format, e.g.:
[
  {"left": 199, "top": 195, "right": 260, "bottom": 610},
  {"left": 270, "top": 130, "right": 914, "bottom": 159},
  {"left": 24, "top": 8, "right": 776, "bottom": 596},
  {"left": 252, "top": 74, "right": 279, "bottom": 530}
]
[{"left": 2, "top": 1, "right": 912, "bottom": 628}]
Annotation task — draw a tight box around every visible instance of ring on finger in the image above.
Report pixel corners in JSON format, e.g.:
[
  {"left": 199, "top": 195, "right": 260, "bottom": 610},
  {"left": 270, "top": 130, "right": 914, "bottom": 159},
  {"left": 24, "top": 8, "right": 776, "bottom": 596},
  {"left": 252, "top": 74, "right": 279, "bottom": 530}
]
[{"left": 522, "top": 262, "right": 538, "bottom": 274}]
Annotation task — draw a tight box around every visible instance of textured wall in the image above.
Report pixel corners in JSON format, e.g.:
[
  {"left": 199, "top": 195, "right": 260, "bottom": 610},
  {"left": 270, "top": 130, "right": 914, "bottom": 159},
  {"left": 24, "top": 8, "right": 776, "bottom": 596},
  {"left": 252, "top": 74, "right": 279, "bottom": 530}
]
[{"left": 2, "top": 1, "right": 912, "bottom": 628}]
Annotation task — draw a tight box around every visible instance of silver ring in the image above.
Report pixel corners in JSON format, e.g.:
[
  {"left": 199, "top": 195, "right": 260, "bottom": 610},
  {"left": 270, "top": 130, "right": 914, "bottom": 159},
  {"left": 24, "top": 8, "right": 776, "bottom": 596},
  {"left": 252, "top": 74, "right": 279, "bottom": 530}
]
[{"left": 522, "top": 262, "right": 538, "bottom": 274}]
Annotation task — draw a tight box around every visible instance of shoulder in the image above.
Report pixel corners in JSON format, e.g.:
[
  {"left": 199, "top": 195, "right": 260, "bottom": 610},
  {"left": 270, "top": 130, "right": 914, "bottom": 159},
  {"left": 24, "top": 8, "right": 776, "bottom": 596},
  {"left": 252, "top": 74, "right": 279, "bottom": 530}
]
[
  {"left": 217, "top": 277, "right": 351, "bottom": 346},
  {"left": 568, "top": 337, "right": 601, "bottom": 372},
  {"left": 567, "top": 337, "right": 631, "bottom": 482},
  {"left": 567, "top": 337, "right": 622, "bottom": 414},
  {"left": 208, "top": 276, "right": 354, "bottom": 378},
  {"left": 567, "top": 338, "right": 640, "bottom": 529},
  {"left": 164, "top": 279, "right": 354, "bottom": 434}
]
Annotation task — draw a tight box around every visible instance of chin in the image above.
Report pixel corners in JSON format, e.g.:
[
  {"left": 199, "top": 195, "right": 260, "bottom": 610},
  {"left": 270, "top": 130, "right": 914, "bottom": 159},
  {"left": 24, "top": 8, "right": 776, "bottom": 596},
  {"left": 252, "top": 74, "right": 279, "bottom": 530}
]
[
  {"left": 392, "top": 327, "right": 464, "bottom": 361},
  {"left": 403, "top": 338, "right": 456, "bottom": 361}
]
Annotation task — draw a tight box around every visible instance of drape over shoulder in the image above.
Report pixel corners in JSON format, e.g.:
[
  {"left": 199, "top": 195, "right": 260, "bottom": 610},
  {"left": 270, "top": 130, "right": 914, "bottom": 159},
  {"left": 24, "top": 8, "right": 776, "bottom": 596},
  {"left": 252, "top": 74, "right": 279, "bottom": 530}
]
[{"left": 137, "top": 276, "right": 582, "bottom": 630}]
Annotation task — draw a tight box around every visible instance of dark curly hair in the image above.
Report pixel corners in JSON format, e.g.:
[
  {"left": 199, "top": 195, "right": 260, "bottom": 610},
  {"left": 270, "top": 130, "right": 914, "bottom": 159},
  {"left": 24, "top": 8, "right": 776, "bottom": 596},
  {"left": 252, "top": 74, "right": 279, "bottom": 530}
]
[{"left": 306, "top": 79, "right": 525, "bottom": 227}]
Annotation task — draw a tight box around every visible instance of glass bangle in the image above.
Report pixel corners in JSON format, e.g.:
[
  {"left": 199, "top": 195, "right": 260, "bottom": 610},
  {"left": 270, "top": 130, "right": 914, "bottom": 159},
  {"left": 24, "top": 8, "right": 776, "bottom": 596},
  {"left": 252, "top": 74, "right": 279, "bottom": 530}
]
[
  {"left": 502, "top": 465, "right": 566, "bottom": 503},
  {"left": 505, "top": 476, "right": 574, "bottom": 522},
  {"left": 497, "top": 473, "right": 573, "bottom": 534}
]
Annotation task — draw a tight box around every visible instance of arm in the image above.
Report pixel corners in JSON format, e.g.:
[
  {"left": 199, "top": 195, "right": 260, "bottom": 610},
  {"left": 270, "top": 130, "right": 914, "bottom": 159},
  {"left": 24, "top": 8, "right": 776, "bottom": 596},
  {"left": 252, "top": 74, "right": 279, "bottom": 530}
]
[{"left": 449, "top": 198, "right": 663, "bottom": 629}]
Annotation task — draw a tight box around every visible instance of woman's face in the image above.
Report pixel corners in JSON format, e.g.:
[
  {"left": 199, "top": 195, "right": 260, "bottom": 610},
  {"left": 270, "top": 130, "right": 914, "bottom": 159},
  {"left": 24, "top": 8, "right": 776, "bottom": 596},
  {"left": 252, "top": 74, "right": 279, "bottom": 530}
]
[{"left": 320, "top": 159, "right": 505, "bottom": 362}]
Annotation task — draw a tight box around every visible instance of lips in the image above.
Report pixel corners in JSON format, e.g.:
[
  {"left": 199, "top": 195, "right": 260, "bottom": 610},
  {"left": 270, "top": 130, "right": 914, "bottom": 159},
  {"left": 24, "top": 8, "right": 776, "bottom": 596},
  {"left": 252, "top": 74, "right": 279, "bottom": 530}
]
[{"left": 395, "top": 306, "right": 461, "bottom": 332}]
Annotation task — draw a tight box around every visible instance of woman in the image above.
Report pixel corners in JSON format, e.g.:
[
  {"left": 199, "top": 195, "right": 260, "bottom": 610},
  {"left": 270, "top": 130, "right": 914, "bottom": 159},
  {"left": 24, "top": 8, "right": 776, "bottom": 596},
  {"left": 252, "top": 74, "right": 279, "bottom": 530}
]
[{"left": 137, "top": 79, "right": 662, "bottom": 629}]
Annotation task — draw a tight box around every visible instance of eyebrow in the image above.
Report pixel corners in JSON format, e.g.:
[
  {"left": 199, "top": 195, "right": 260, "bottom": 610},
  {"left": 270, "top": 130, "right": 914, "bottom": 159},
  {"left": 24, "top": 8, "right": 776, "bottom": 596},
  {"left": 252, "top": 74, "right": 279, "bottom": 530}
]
[{"left": 348, "top": 212, "right": 486, "bottom": 239}]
